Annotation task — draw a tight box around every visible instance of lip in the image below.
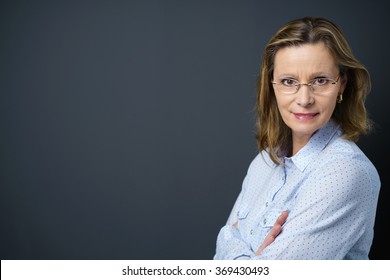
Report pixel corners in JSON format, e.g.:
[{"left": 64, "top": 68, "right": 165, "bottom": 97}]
[{"left": 293, "top": 112, "right": 319, "bottom": 121}]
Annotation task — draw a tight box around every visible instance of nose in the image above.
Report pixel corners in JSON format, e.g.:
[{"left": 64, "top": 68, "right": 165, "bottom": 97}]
[{"left": 295, "top": 84, "right": 314, "bottom": 106}]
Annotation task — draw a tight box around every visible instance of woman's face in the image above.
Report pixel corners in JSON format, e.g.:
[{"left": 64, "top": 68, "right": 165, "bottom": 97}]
[{"left": 272, "top": 42, "right": 346, "bottom": 147}]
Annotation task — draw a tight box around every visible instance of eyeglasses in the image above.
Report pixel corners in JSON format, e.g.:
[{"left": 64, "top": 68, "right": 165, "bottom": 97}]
[{"left": 271, "top": 75, "right": 340, "bottom": 95}]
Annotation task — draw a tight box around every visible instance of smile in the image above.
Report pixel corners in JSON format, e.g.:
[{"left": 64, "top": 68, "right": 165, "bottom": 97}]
[{"left": 293, "top": 113, "right": 319, "bottom": 120}]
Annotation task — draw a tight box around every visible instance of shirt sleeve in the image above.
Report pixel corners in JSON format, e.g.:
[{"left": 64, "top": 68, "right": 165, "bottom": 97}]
[
  {"left": 213, "top": 224, "right": 253, "bottom": 260},
  {"left": 259, "top": 156, "right": 379, "bottom": 259},
  {"left": 213, "top": 171, "right": 254, "bottom": 260},
  {"left": 215, "top": 155, "right": 380, "bottom": 260}
]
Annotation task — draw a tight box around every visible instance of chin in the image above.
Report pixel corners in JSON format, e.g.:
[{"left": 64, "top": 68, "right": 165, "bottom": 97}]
[{"left": 291, "top": 121, "right": 325, "bottom": 136}]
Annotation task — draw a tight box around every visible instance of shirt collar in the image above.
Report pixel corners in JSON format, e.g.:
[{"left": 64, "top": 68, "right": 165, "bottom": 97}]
[{"left": 286, "top": 119, "right": 341, "bottom": 172}]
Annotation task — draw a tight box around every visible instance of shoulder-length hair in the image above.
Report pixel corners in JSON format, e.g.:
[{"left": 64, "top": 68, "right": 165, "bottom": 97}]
[{"left": 256, "top": 17, "right": 372, "bottom": 164}]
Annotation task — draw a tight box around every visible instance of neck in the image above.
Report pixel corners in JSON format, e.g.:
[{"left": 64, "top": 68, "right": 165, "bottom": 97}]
[{"left": 291, "top": 134, "right": 311, "bottom": 156}]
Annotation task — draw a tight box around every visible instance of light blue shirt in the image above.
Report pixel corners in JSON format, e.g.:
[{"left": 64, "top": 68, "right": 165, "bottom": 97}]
[{"left": 214, "top": 120, "right": 381, "bottom": 259}]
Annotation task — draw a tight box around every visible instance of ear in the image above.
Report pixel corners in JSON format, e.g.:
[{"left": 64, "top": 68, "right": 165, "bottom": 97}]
[{"left": 339, "top": 75, "right": 348, "bottom": 93}]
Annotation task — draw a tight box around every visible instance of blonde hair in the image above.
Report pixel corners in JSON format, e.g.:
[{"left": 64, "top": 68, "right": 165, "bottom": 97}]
[{"left": 256, "top": 17, "right": 372, "bottom": 164}]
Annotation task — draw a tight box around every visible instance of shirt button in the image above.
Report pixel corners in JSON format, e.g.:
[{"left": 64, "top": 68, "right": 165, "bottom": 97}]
[
  {"left": 250, "top": 229, "right": 253, "bottom": 235},
  {"left": 265, "top": 202, "right": 268, "bottom": 207},
  {"left": 263, "top": 219, "right": 267, "bottom": 225}
]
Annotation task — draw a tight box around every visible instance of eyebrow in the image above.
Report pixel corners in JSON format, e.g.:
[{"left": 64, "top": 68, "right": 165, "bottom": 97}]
[{"left": 275, "top": 72, "right": 335, "bottom": 79}]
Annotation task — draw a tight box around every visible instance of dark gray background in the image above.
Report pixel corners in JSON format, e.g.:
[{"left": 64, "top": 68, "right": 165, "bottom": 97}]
[{"left": 1, "top": 0, "right": 389, "bottom": 260}]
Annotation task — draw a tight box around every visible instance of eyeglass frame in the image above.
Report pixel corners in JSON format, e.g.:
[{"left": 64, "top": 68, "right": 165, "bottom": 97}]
[{"left": 271, "top": 75, "right": 340, "bottom": 95}]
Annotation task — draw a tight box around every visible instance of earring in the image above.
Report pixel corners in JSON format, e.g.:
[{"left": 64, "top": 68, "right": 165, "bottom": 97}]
[{"left": 337, "top": 92, "right": 343, "bottom": 103}]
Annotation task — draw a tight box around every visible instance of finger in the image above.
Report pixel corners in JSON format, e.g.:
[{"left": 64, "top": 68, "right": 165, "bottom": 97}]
[
  {"left": 272, "top": 212, "right": 288, "bottom": 233},
  {"left": 277, "top": 211, "right": 288, "bottom": 224},
  {"left": 267, "top": 223, "right": 282, "bottom": 239},
  {"left": 256, "top": 235, "right": 275, "bottom": 255},
  {"left": 267, "top": 211, "right": 287, "bottom": 238},
  {"left": 256, "top": 224, "right": 281, "bottom": 255},
  {"left": 255, "top": 211, "right": 288, "bottom": 256}
]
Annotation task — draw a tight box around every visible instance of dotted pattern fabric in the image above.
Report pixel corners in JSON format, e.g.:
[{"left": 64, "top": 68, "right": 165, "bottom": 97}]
[{"left": 214, "top": 120, "right": 381, "bottom": 260}]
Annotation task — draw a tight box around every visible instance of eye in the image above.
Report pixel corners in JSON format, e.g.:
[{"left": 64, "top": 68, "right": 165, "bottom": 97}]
[
  {"left": 313, "top": 77, "right": 330, "bottom": 86},
  {"left": 281, "top": 78, "right": 298, "bottom": 87}
]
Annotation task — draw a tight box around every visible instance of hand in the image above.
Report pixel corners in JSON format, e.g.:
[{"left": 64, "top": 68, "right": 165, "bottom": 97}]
[{"left": 255, "top": 211, "right": 288, "bottom": 255}]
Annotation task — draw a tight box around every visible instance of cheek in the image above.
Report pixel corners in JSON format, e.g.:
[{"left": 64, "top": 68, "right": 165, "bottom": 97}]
[
  {"left": 327, "top": 97, "right": 338, "bottom": 110},
  {"left": 274, "top": 95, "right": 290, "bottom": 114}
]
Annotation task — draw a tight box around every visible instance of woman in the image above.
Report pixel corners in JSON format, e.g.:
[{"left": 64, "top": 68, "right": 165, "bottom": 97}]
[{"left": 214, "top": 17, "right": 381, "bottom": 260}]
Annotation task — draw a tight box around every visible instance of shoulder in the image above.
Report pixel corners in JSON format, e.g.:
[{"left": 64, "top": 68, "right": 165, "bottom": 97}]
[
  {"left": 308, "top": 136, "right": 380, "bottom": 196},
  {"left": 247, "top": 150, "right": 277, "bottom": 172},
  {"left": 241, "top": 150, "right": 279, "bottom": 192},
  {"left": 322, "top": 137, "right": 378, "bottom": 178}
]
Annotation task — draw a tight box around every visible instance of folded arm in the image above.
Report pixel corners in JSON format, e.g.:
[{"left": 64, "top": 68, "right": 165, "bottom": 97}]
[{"left": 214, "top": 158, "right": 378, "bottom": 260}]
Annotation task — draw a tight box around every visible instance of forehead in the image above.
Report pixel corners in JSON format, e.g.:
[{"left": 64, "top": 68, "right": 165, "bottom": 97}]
[{"left": 273, "top": 42, "right": 337, "bottom": 76}]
